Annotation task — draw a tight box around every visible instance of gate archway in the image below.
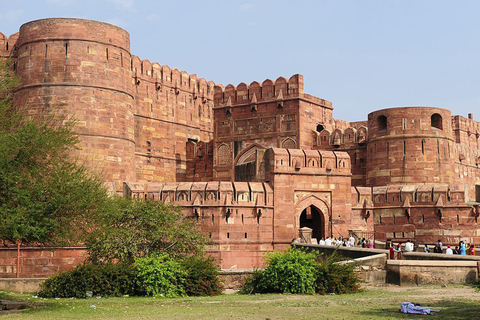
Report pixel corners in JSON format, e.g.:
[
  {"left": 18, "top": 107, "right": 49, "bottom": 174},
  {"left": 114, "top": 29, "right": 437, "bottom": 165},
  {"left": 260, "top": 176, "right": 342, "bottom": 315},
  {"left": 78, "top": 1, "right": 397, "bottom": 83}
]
[{"left": 299, "top": 206, "right": 325, "bottom": 241}]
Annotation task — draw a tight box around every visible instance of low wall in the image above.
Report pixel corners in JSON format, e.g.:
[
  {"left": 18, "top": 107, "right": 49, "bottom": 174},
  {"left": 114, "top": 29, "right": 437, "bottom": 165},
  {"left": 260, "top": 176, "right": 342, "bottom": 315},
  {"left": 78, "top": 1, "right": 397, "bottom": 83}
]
[
  {"left": 294, "top": 243, "right": 389, "bottom": 260},
  {"left": 0, "top": 278, "right": 45, "bottom": 293},
  {"left": 0, "top": 247, "right": 87, "bottom": 278},
  {"left": 219, "top": 269, "right": 254, "bottom": 292},
  {"left": 387, "top": 260, "right": 480, "bottom": 285},
  {"left": 403, "top": 251, "right": 480, "bottom": 261}
]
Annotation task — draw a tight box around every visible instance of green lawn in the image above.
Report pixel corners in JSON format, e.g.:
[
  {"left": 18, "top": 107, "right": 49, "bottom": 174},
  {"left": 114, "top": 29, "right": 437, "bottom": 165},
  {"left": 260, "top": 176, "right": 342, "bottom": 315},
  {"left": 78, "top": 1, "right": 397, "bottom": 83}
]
[{"left": 1, "top": 284, "right": 479, "bottom": 319}]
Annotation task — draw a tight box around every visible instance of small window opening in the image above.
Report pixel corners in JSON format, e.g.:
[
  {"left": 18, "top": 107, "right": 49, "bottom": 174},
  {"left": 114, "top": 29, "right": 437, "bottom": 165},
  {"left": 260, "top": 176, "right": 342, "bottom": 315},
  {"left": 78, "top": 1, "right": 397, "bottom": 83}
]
[
  {"left": 245, "top": 233, "right": 247, "bottom": 239},
  {"left": 431, "top": 113, "right": 443, "bottom": 130},
  {"left": 377, "top": 115, "right": 387, "bottom": 131},
  {"left": 316, "top": 124, "right": 324, "bottom": 132},
  {"left": 457, "top": 215, "right": 459, "bottom": 224},
  {"left": 227, "top": 232, "right": 230, "bottom": 239}
]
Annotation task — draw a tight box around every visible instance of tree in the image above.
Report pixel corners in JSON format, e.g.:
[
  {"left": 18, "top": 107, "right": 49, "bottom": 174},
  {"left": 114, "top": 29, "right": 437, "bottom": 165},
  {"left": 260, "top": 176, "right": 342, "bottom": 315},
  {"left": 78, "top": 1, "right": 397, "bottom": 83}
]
[
  {"left": 0, "top": 60, "right": 111, "bottom": 246},
  {"left": 85, "top": 198, "right": 210, "bottom": 264}
]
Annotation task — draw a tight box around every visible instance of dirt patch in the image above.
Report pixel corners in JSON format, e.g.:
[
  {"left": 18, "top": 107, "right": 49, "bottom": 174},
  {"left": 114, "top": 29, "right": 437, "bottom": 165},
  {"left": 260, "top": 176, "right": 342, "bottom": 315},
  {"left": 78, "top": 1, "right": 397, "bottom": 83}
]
[{"left": 363, "top": 283, "right": 480, "bottom": 300}]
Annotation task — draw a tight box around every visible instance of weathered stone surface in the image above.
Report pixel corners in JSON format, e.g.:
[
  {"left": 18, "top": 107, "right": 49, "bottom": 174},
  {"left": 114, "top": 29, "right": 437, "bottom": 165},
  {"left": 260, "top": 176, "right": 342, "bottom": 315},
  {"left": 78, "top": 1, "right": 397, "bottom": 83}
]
[{"left": 1, "top": 18, "right": 479, "bottom": 274}]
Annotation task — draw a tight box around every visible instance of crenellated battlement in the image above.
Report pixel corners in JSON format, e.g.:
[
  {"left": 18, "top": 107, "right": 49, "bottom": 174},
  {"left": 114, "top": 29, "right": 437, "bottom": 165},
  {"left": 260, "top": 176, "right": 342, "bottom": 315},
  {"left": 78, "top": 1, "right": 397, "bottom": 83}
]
[
  {"left": 452, "top": 114, "right": 480, "bottom": 148},
  {"left": 123, "top": 181, "right": 274, "bottom": 208},
  {"left": 0, "top": 31, "right": 19, "bottom": 59},
  {"left": 265, "top": 148, "right": 351, "bottom": 175},
  {"left": 213, "top": 74, "right": 330, "bottom": 109},
  {"left": 316, "top": 125, "right": 369, "bottom": 148},
  {"left": 130, "top": 55, "right": 215, "bottom": 100},
  {"left": 351, "top": 184, "right": 472, "bottom": 207}
]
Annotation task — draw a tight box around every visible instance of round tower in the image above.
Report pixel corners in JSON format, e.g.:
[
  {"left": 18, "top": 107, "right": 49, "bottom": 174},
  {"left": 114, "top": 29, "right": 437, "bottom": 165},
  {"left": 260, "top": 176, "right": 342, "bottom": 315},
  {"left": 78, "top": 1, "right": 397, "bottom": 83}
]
[
  {"left": 366, "top": 107, "right": 455, "bottom": 186},
  {"left": 14, "top": 18, "right": 135, "bottom": 191}
]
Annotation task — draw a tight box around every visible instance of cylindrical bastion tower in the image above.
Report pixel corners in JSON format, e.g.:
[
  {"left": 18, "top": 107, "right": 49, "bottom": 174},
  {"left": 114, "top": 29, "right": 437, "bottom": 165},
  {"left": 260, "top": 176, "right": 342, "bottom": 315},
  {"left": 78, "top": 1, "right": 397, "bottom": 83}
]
[
  {"left": 14, "top": 18, "right": 135, "bottom": 190},
  {"left": 366, "top": 107, "right": 455, "bottom": 186}
]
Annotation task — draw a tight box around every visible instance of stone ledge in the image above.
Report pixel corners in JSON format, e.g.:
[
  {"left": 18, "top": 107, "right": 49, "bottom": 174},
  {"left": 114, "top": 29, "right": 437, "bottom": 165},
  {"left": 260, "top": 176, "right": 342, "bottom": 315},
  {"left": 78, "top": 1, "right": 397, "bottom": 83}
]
[{"left": 388, "top": 260, "right": 478, "bottom": 267}]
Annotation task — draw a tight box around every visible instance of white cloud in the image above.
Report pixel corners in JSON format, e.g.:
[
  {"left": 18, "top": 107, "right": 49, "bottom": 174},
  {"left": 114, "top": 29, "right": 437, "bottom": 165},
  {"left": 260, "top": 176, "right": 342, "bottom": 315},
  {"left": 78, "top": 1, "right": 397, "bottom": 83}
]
[
  {"left": 0, "top": 10, "right": 24, "bottom": 23},
  {"left": 147, "top": 13, "right": 159, "bottom": 22},
  {"left": 106, "top": 0, "right": 135, "bottom": 10},
  {"left": 238, "top": 2, "right": 255, "bottom": 13},
  {"left": 46, "top": 0, "right": 76, "bottom": 6}
]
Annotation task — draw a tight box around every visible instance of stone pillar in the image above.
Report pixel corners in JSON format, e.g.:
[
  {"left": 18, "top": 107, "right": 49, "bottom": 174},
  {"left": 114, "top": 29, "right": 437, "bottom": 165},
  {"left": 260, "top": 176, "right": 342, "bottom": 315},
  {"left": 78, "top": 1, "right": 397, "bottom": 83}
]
[{"left": 299, "top": 227, "right": 313, "bottom": 244}]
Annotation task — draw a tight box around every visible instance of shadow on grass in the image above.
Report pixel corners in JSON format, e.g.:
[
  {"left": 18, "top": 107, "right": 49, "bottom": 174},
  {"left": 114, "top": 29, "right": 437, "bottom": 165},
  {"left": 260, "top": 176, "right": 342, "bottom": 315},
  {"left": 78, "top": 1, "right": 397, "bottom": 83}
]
[{"left": 359, "top": 299, "right": 480, "bottom": 319}]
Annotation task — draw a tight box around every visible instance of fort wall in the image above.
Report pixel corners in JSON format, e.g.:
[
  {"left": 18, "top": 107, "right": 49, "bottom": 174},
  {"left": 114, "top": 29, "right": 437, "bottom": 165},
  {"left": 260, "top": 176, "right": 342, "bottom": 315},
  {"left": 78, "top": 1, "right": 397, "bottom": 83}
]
[
  {"left": 12, "top": 18, "right": 136, "bottom": 189},
  {"left": 124, "top": 180, "right": 274, "bottom": 269},
  {"left": 3, "top": 18, "right": 217, "bottom": 191}
]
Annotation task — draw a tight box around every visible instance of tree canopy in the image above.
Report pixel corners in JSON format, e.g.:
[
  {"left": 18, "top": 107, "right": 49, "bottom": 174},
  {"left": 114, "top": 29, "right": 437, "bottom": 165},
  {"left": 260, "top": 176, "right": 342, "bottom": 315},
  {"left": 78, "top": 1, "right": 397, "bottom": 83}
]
[
  {"left": 85, "top": 198, "right": 210, "bottom": 264},
  {"left": 0, "top": 60, "right": 111, "bottom": 245}
]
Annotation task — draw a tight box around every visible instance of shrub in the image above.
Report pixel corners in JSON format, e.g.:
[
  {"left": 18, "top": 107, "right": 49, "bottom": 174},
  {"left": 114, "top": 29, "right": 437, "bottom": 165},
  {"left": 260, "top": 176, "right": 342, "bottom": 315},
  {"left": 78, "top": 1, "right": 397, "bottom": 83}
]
[
  {"left": 180, "top": 255, "right": 223, "bottom": 296},
  {"left": 86, "top": 198, "right": 209, "bottom": 264},
  {"left": 315, "top": 253, "right": 359, "bottom": 295},
  {"left": 39, "top": 263, "right": 136, "bottom": 298},
  {"left": 134, "top": 253, "right": 187, "bottom": 297},
  {"left": 243, "top": 248, "right": 318, "bottom": 294},
  {"left": 239, "top": 269, "right": 264, "bottom": 294}
]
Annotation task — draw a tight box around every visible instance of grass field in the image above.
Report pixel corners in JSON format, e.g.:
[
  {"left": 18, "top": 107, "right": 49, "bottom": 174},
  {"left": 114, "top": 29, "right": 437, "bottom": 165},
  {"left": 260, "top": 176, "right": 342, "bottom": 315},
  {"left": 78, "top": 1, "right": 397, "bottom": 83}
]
[{"left": 1, "top": 284, "right": 479, "bottom": 319}]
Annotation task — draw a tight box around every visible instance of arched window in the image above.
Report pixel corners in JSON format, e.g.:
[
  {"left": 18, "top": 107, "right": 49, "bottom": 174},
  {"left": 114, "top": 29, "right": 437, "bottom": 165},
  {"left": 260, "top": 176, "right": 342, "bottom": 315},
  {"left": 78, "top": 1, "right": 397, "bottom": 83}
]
[
  {"left": 431, "top": 113, "right": 443, "bottom": 130},
  {"left": 377, "top": 115, "right": 387, "bottom": 131}
]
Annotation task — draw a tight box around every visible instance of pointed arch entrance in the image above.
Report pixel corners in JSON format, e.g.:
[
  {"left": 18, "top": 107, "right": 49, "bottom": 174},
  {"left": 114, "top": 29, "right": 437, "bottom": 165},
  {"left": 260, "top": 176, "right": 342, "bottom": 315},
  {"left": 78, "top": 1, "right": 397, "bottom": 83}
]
[
  {"left": 295, "top": 195, "right": 331, "bottom": 241},
  {"left": 300, "top": 206, "right": 325, "bottom": 240}
]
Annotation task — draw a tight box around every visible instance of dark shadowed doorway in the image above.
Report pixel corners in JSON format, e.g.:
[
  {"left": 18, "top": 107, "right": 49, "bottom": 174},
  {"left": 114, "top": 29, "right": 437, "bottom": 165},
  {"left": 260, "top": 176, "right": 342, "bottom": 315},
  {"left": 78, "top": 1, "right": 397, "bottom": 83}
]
[{"left": 299, "top": 206, "right": 325, "bottom": 241}]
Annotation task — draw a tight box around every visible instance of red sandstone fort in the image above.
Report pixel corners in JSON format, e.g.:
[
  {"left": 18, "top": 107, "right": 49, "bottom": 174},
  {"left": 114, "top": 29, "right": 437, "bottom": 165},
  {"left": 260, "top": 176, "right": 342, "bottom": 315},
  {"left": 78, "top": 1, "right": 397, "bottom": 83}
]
[{"left": 1, "top": 18, "right": 480, "bottom": 272}]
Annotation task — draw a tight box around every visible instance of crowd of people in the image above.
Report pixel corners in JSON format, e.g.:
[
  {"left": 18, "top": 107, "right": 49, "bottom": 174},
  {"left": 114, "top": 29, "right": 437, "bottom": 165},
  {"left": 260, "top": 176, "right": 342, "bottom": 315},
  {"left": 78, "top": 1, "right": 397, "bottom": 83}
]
[
  {"left": 318, "top": 236, "right": 374, "bottom": 248},
  {"left": 389, "top": 239, "right": 477, "bottom": 259},
  {"left": 318, "top": 236, "right": 477, "bottom": 259}
]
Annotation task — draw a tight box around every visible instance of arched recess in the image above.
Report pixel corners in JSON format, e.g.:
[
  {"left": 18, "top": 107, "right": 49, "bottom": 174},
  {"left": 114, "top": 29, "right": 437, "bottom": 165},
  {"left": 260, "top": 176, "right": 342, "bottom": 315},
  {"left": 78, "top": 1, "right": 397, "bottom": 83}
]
[
  {"left": 233, "top": 143, "right": 266, "bottom": 167},
  {"left": 295, "top": 195, "right": 330, "bottom": 240},
  {"left": 431, "top": 113, "right": 443, "bottom": 130},
  {"left": 217, "top": 143, "right": 232, "bottom": 167},
  {"left": 281, "top": 137, "right": 296, "bottom": 149},
  {"left": 233, "top": 143, "right": 267, "bottom": 181},
  {"left": 377, "top": 115, "right": 387, "bottom": 131}
]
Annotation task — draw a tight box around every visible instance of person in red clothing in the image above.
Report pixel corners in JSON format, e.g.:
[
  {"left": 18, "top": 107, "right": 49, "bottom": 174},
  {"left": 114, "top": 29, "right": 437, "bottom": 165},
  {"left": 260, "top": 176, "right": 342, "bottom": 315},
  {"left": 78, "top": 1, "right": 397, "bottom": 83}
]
[{"left": 467, "top": 244, "right": 476, "bottom": 256}]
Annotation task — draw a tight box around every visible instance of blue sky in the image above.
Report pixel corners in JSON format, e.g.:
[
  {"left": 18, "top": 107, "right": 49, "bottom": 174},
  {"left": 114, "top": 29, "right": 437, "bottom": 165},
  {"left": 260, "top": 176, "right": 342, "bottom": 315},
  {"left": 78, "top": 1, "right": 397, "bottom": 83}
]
[{"left": 1, "top": 0, "right": 480, "bottom": 122}]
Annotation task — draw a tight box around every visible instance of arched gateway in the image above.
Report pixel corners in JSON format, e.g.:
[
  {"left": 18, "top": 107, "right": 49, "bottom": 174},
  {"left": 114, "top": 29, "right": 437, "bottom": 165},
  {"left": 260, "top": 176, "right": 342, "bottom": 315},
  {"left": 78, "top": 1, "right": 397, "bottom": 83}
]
[
  {"left": 299, "top": 206, "right": 325, "bottom": 240},
  {"left": 296, "top": 195, "right": 330, "bottom": 242}
]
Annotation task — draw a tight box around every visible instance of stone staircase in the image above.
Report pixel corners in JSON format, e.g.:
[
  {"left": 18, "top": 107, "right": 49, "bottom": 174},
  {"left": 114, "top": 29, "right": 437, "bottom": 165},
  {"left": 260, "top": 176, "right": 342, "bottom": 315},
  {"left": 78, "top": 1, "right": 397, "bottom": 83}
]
[{"left": 0, "top": 299, "right": 30, "bottom": 315}]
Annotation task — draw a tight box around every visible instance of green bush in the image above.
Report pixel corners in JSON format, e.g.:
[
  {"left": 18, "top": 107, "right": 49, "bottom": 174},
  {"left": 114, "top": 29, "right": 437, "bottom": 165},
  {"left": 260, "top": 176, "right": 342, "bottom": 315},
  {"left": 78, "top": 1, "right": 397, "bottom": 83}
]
[
  {"left": 134, "top": 253, "right": 187, "bottom": 297},
  {"left": 180, "top": 255, "right": 223, "bottom": 296},
  {"left": 243, "top": 248, "right": 318, "bottom": 294},
  {"left": 315, "top": 253, "right": 359, "bottom": 295},
  {"left": 241, "top": 248, "right": 360, "bottom": 295},
  {"left": 39, "top": 263, "right": 137, "bottom": 298},
  {"left": 240, "top": 269, "right": 265, "bottom": 294}
]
